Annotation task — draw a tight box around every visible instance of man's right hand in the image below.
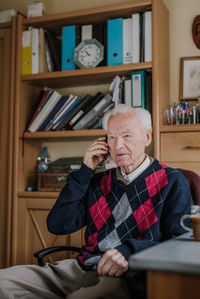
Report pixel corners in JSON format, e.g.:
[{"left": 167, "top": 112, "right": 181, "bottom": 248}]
[{"left": 83, "top": 137, "right": 108, "bottom": 170}]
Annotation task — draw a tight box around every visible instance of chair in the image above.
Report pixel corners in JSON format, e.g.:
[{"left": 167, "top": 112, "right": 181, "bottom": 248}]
[
  {"left": 177, "top": 168, "right": 200, "bottom": 205},
  {"left": 34, "top": 168, "right": 200, "bottom": 298}
]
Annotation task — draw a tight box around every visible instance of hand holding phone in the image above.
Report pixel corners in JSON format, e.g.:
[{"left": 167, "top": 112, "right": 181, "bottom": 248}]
[{"left": 101, "top": 136, "right": 109, "bottom": 160}]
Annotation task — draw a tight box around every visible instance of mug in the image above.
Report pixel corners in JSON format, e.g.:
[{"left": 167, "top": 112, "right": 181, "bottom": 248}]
[{"left": 181, "top": 205, "right": 200, "bottom": 241}]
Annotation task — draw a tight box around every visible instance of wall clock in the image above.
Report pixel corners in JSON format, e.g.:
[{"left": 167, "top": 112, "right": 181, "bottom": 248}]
[
  {"left": 74, "top": 38, "right": 104, "bottom": 69},
  {"left": 192, "top": 15, "right": 200, "bottom": 49}
]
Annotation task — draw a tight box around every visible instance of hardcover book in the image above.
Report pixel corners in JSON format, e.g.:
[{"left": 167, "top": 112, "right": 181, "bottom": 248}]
[
  {"left": 26, "top": 89, "right": 51, "bottom": 130},
  {"left": 56, "top": 94, "right": 93, "bottom": 131},
  {"left": 44, "top": 30, "right": 61, "bottom": 71},
  {"left": 45, "top": 95, "right": 73, "bottom": 131},
  {"left": 52, "top": 96, "right": 82, "bottom": 130},
  {"left": 28, "top": 90, "right": 63, "bottom": 132},
  {"left": 73, "top": 94, "right": 113, "bottom": 130},
  {"left": 39, "top": 96, "right": 69, "bottom": 131},
  {"left": 69, "top": 92, "right": 105, "bottom": 129},
  {"left": 39, "top": 28, "right": 49, "bottom": 73}
]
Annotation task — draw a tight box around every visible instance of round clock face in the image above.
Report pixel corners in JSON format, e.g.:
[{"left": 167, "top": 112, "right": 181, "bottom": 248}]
[{"left": 74, "top": 38, "right": 104, "bottom": 69}]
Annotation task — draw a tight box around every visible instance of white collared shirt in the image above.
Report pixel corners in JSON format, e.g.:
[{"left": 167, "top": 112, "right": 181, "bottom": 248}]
[{"left": 120, "top": 155, "right": 151, "bottom": 184}]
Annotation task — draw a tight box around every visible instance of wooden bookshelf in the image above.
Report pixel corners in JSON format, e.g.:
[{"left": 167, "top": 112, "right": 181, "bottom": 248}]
[
  {"left": 23, "top": 0, "right": 152, "bottom": 33},
  {"left": 11, "top": 0, "right": 169, "bottom": 266}
]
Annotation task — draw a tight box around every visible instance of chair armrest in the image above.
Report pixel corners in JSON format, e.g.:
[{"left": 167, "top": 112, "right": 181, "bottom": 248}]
[{"left": 34, "top": 246, "right": 81, "bottom": 266}]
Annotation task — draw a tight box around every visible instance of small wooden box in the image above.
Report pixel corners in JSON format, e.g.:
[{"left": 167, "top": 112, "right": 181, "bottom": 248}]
[{"left": 37, "top": 173, "right": 67, "bottom": 192}]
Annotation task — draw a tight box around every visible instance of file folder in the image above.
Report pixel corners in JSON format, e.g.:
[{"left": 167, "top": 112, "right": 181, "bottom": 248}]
[
  {"left": 93, "top": 23, "right": 107, "bottom": 66},
  {"left": 107, "top": 18, "right": 123, "bottom": 66},
  {"left": 31, "top": 28, "right": 39, "bottom": 74},
  {"left": 144, "top": 11, "right": 152, "bottom": 62},
  {"left": 61, "top": 26, "right": 76, "bottom": 70},
  {"left": 22, "top": 30, "right": 32, "bottom": 74},
  {"left": 123, "top": 18, "right": 133, "bottom": 64},
  {"left": 131, "top": 70, "right": 146, "bottom": 108},
  {"left": 132, "top": 13, "right": 140, "bottom": 63}
]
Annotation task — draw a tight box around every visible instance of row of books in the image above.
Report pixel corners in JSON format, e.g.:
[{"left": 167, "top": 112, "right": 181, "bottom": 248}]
[
  {"left": 26, "top": 89, "right": 113, "bottom": 132},
  {"left": 62, "top": 11, "right": 151, "bottom": 69},
  {"left": 108, "top": 11, "right": 152, "bottom": 66},
  {"left": 22, "top": 11, "right": 152, "bottom": 74},
  {"left": 22, "top": 28, "right": 61, "bottom": 74},
  {"left": 26, "top": 70, "right": 152, "bottom": 133}
]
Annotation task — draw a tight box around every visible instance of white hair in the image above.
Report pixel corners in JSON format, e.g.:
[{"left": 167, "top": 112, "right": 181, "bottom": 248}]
[{"left": 102, "top": 104, "right": 152, "bottom": 132}]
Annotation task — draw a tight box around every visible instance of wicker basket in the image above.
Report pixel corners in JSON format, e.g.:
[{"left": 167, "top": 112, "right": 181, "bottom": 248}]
[{"left": 37, "top": 173, "right": 68, "bottom": 191}]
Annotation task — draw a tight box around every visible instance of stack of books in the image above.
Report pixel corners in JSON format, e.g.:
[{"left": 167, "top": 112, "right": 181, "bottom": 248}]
[
  {"left": 26, "top": 89, "right": 114, "bottom": 132},
  {"left": 26, "top": 68, "right": 152, "bottom": 133}
]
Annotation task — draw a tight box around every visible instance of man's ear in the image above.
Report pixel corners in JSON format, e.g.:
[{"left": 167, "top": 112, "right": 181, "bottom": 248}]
[{"left": 145, "top": 129, "right": 152, "bottom": 147}]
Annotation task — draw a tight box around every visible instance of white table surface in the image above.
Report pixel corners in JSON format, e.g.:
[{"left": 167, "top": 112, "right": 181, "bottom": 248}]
[{"left": 129, "top": 232, "right": 200, "bottom": 274}]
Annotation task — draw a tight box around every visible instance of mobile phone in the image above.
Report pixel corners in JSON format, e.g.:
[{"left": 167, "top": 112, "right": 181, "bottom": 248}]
[{"left": 101, "top": 136, "right": 109, "bottom": 160}]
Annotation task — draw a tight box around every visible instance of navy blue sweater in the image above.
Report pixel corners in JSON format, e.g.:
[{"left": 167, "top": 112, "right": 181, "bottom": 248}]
[{"left": 47, "top": 159, "right": 193, "bottom": 270}]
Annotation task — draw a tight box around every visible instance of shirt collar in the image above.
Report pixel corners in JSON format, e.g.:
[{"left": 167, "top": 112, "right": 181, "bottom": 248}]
[{"left": 120, "top": 155, "right": 151, "bottom": 184}]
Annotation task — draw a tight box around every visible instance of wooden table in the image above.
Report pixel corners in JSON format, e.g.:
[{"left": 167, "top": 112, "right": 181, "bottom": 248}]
[{"left": 129, "top": 232, "right": 200, "bottom": 299}]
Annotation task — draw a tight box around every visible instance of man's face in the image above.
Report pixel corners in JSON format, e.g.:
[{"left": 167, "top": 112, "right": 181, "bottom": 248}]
[{"left": 107, "top": 112, "right": 152, "bottom": 174}]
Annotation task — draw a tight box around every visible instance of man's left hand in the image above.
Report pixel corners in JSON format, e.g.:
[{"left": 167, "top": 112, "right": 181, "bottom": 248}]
[{"left": 97, "top": 249, "right": 128, "bottom": 277}]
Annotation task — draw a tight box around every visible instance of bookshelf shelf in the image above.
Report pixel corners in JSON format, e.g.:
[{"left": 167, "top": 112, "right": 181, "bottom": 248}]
[
  {"left": 18, "top": 191, "right": 58, "bottom": 198},
  {"left": 160, "top": 124, "right": 200, "bottom": 133},
  {"left": 23, "top": 129, "right": 105, "bottom": 139},
  {"left": 21, "top": 62, "right": 152, "bottom": 88},
  {"left": 23, "top": 0, "right": 152, "bottom": 34}
]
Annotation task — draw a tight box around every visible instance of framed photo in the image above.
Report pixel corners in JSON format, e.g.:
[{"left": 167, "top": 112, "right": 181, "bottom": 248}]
[{"left": 180, "top": 56, "right": 200, "bottom": 100}]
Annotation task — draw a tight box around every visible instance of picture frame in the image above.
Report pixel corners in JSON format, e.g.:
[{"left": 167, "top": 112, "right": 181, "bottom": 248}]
[{"left": 179, "top": 56, "right": 200, "bottom": 100}]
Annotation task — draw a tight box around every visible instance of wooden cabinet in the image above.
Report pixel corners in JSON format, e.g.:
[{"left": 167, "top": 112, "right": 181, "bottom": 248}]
[
  {"left": 0, "top": 19, "right": 16, "bottom": 268},
  {"left": 16, "top": 194, "right": 85, "bottom": 264},
  {"left": 160, "top": 129, "right": 200, "bottom": 175},
  {"left": 11, "top": 0, "right": 169, "bottom": 266}
]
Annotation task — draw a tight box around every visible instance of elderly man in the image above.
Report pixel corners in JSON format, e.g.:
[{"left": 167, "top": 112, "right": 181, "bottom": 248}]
[{"left": 0, "top": 104, "right": 193, "bottom": 298}]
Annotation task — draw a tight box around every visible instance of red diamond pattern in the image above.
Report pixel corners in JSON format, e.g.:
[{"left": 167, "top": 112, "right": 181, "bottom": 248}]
[
  {"left": 89, "top": 196, "right": 111, "bottom": 230},
  {"left": 86, "top": 232, "right": 98, "bottom": 251},
  {"left": 145, "top": 168, "right": 168, "bottom": 198},
  {"left": 133, "top": 198, "right": 158, "bottom": 234}
]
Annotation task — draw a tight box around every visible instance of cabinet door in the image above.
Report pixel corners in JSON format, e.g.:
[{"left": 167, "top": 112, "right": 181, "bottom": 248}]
[
  {"left": 0, "top": 27, "right": 14, "bottom": 268},
  {"left": 16, "top": 197, "right": 85, "bottom": 265},
  {"left": 160, "top": 132, "right": 200, "bottom": 175}
]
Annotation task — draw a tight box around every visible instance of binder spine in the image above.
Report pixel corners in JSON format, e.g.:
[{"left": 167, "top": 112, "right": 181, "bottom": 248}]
[
  {"left": 31, "top": 28, "right": 39, "bottom": 74},
  {"left": 61, "top": 26, "right": 76, "bottom": 70},
  {"left": 107, "top": 18, "right": 123, "bottom": 66}
]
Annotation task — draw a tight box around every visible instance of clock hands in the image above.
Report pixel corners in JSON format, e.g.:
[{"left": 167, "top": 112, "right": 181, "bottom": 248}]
[{"left": 85, "top": 50, "right": 91, "bottom": 56}]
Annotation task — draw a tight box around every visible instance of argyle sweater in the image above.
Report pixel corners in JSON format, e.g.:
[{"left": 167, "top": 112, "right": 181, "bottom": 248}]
[{"left": 47, "top": 159, "right": 193, "bottom": 271}]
